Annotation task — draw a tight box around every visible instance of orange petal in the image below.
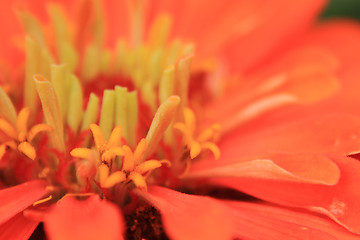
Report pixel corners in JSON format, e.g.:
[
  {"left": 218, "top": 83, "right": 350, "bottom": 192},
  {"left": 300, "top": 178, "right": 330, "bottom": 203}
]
[
  {"left": 218, "top": 114, "right": 360, "bottom": 160},
  {"left": 225, "top": 201, "right": 360, "bottom": 240},
  {"left": 44, "top": 196, "right": 124, "bottom": 240},
  {"left": 135, "top": 186, "right": 233, "bottom": 240},
  {"left": 0, "top": 212, "right": 39, "bottom": 240},
  {"left": 210, "top": 155, "right": 360, "bottom": 234},
  {"left": 206, "top": 47, "right": 339, "bottom": 133},
  {"left": 187, "top": 153, "right": 340, "bottom": 186},
  {"left": 0, "top": 180, "right": 47, "bottom": 225}
]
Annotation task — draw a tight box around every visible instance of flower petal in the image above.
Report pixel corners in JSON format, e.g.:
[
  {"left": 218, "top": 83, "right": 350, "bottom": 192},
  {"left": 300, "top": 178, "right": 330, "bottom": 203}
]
[
  {"left": 218, "top": 114, "right": 360, "bottom": 160},
  {"left": 224, "top": 201, "right": 360, "bottom": 240},
  {"left": 135, "top": 186, "right": 234, "bottom": 240},
  {"left": 147, "top": 0, "right": 326, "bottom": 72},
  {"left": 44, "top": 195, "right": 124, "bottom": 240},
  {"left": 0, "top": 212, "right": 39, "bottom": 240},
  {"left": 210, "top": 156, "right": 360, "bottom": 234},
  {"left": 206, "top": 47, "right": 339, "bottom": 133},
  {"left": 187, "top": 153, "right": 340, "bottom": 186},
  {"left": 0, "top": 180, "right": 47, "bottom": 225}
]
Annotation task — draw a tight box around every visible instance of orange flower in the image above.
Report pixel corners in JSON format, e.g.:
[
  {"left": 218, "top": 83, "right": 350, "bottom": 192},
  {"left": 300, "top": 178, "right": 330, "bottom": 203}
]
[{"left": 0, "top": 0, "right": 360, "bottom": 239}]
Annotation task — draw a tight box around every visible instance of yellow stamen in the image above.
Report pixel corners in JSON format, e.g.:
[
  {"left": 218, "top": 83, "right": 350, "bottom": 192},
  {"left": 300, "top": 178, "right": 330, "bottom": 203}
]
[
  {"left": 33, "top": 195, "right": 53, "bottom": 206},
  {"left": 148, "top": 48, "right": 165, "bottom": 85},
  {"left": 197, "top": 124, "right": 221, "bottom": 143},
  {"left": 175, "top": 54, "right": 193, "bottom": 116},
  {"left": 99, "top": 90, "right": 115, "bottom": 140},
  {"left": 183, "top": 107, "right": 196, "bottom": 132},
  {"left": 67, "top": 75, "right": 84, "bottom": 132},
  {"left": 34, "top": 74, "right": 65, "bottom": 151},
  {"left": 134, "top": 160, "right": 162, "bottom": 175},
  {"left": 47, "top": 4, "right": 78, "bottom": 72},
  {"left": 122, "top": 145, "right": 135, "bottom": 172},
  {"left": 148, "top": 14, "right": 171, "bottom": 49},
  {"left": 98, "top": 164, "right": 109, "bottom": 186},
  {"left": 16, "top": 10, "right": 46, "bottom": 48},
  {"left": 159, "top": 65, "right": 175, "bottom": 103},
  {"left": 0, "top": 86, "right": 17, "bottom": 126},
  {"left": 107, "top": 126, "right": 122, "bottom": 149},
  {"left": 141, "top": 82, "right": 157, "bottom": 113},
  {"left": 201, "top": 142, "right": 221, "bottom": 160},
  {"left": 25, "top": 37, "right": 40, "bottom": 114},
  {"left": 128, "top": 171, "right": 147, "bottom": 191},
  {"left": 145, "top": 96, "right": 180, "bottom": 158},
  {"left": 100, "top": 50, "right": 111, "bottom": 74},
  {"left": 190, "top": 141, "right": 202, "bottom": 159},
  {"left": 50, "top": 64, "right": 67, "bottom": 120},
  {"left": 102, "top": 171, "right": 126, "bottom": 188},
  {"left": 70, "top": 148, "right": 93, "bottom": 159},
  {"left": 129, "top": 0, "right": 144, "bottom": 47},
  {"left": 0, "top": 119, "right": 17, "bottom": 139},
  {"left": 175, "top": 108, "right": 221, "bottom": 161},
  {"left": 90, "top": 124, "right": 106, "bottom": 151},
  {"left": 18, "top": 141, "right": 36, "bottom": 160},
  {"left": 115, "top": 86, "right": 128, "bottom": 142},
  {"left": 173, "top": 122, "right": 192, "bottom": 144},
  {"left": 127, "top": 91, "right": 138, "bottom": 148},
  {"left": 82, "top": 44, "right": 100, "bottom": 80},
  {"left": 16, "top": 108, "right": 30, "bottom": 142},
  {"left": 81, "top": 93, "right": 99, "bottom": 131},
  {"left": 27, "top": 124, "right": 52, "bottom": 142},
  {"left": 133, "top": 138, "right": 147, "bottom": 165},
  {"left": 166, "top": 40, "right": 182, "bottom": 66},
  {"left": 102, "top": 147, "right": 124, "bottom": 163}
]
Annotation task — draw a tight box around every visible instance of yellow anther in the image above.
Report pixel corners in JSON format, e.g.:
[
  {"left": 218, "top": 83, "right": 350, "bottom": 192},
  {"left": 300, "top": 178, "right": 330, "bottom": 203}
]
[
  {"left": 107, "top": 126, "right": 122, "bottom": 149},
  {"left": 102, "top": 171, "right": 126, "bottom": 188},
  {"left": 183, "top": 107, "right": 196, "bottom": 132},
  {"left": 190, "top": 141, "right": 202, "bottom": 159},
  {"left": 133, "top": 138, "right": 147, "bottom": 165},
  {"left": 122, "top": 145, "right": 135, "bottom": 172},
  {"left": 102, "top": 147, "right": 125, "bottom": 163},
  {"left": 90, "top": 124, "right": 107, "bottom": 152},
  {"left": 27, "top": 124, "right": 52, "bottom": 142},
  {"left": 0, "top": 119, "right": 17, "bottom": 139},
  {"left": 134, "top": 160, "right": 162, "bottom": 175},
  {"left": 70, "top": 148, "right": 93, "bottom": 159},
  {"left": 0, "top": 86, "right": 17, "bottom": 126},
  {"left": 173, "top": 122, "right": 192, "bottom": 143},
  {"left": 128, "top": 171, "right": 147, "bottom": 191},
  {"left": 18, "top": 142, "right": 36, "bottom": 160},
  {"left": 201, "top": 142, "right": 221, "bottom": 160},
  {"left": 197, "top": 124, "right": 221, "bottom": 143},
  {"left": 98, "top": 164, "right": 109, "bottom": 186},
  {"left": 16, "top": 108, "right": 30, "bottom": 137},
  {"left": 81, "top": 93, "right": 99, "bottom": 132},
  {"left": 175, "top": 108, "right": 221, "bottom": 160}
]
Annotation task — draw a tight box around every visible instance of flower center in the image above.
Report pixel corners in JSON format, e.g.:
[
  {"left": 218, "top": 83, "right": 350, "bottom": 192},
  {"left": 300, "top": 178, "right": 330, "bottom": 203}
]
[{"left": 0, "top": 1, "right": 221, "bottom": 203}]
